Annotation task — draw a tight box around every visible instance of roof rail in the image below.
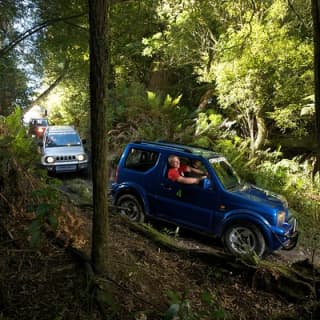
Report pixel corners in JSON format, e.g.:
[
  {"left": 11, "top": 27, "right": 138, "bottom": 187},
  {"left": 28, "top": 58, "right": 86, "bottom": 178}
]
[
  {"left": 133, "top": 140, "right": 193, "bottom": 153},
  {"left": 157, "top": 140, "right": 213, "bottom": 152}
]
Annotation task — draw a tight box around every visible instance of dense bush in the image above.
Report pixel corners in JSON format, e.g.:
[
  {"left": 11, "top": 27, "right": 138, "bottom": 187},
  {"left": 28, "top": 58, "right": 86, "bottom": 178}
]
[
  {"left": 254, "top": 157, "right": 320, "bottom": 251},
  {"left": 0, "top": 108, "right": 61, "bottom": 246}
]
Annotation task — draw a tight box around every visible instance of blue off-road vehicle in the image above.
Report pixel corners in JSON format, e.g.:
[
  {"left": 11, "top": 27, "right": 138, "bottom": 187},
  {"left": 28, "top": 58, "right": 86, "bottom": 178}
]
[{"left": 111, "top": 141, "right": 298, "bottom": 257}]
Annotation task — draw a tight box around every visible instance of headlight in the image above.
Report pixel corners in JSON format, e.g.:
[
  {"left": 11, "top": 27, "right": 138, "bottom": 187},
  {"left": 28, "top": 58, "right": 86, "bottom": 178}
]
[
  {"left": 277, "top": 211, "right": 286, "bottom": 226},
  {"left": 45, "top": 156, "right": 55, "bottom": 163},
  {"left": 76, "top": 154, "right": 86, "bottom": 161}
]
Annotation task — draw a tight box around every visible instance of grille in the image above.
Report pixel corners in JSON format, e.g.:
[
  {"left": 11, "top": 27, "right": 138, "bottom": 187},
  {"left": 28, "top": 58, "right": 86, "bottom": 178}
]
[{"left": 55, "top": 155, "right": 77, "bottom": 161}]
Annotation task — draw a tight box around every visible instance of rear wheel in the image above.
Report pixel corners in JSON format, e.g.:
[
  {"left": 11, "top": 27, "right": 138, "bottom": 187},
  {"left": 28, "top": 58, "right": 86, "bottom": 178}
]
[
  {"left": 116, "top": 194, "right": 145, "bottom": 222},
  {"left": 223, "top": 222, "right": 266, "bottom": 257}
]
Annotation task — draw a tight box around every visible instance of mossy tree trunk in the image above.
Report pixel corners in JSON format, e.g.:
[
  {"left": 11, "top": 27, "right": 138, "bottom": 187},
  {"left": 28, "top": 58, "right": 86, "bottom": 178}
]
[{"left": 88, "top": 0, "right": 110, "bottom": 275}]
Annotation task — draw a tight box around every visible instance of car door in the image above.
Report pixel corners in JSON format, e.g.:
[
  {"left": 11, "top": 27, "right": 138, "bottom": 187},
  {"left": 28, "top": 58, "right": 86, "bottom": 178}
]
[{"left": 149, "top": 157, "right": 221, "bottom": 232}]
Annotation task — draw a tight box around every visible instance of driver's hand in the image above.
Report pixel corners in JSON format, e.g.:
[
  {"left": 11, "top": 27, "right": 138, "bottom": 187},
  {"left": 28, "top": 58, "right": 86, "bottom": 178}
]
[{"left": 198, "top": 176, "right": 206, "bottom": 182}]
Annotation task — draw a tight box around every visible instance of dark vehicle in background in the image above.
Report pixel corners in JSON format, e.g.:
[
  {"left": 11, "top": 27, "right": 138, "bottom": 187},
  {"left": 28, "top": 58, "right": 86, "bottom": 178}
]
[
  {"left": 111, "top": 141, "right": 298, "bottom": 257},
  {"left": 29, "top": 118, "right": 49, "bottom": 139}
]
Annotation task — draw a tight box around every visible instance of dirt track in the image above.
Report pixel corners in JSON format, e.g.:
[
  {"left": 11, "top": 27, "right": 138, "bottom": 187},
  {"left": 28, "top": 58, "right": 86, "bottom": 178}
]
[{"left": 60, "top": 174, "right": 318, "bottom": 267}]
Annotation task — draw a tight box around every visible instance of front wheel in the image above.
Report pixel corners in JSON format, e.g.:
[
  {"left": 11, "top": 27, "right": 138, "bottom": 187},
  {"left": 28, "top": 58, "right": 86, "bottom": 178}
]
[
  {"left": 223, "top": 222, "right": 266, "bottom": 257},
  {"left": 116, "top": 194, "right": 145, "bottom": 223}
]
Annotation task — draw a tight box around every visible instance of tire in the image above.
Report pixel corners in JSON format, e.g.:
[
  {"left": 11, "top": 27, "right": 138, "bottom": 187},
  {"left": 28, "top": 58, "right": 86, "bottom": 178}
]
[
  {"left": 223, "top": 222, "right": 266, "bottom": 257},
  {"left": 116, "top": 194, "right": 145, "bottom": 223}
]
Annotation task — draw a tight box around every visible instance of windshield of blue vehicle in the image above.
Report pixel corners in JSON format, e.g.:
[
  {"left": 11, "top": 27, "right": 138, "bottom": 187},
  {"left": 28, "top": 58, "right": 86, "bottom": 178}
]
[
  {"left": 45, "top": 133, "right": 81, "bottom": 147},
  {"left": 209, "top": 157, "right": 241, "bottom": 189}
]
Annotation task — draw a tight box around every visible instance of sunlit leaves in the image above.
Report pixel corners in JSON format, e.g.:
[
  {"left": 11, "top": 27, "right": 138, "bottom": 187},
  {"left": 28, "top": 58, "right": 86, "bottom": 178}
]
[
  {"left": 195, "top": 111, "right": 223, "bottom": 137},
  {"left": 213, "top": 0, "right": 313, "bottom": 144},
  {"left": 142, "top": 0, "right": 220, "bottom": 69},
  {"left": 142, "top": 32, "right": 164, "bottom": 57},
  {"left": 269, "top": 104, "right": 310, "bottom": 136}
]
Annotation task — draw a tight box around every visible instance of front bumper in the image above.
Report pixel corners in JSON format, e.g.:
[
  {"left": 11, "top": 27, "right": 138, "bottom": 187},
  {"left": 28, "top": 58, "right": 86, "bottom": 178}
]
[
  {"left": 281, "top": 229, "right": 299, "bottom": 250},
  {"left": 279, "top": 217, "right": 299, "bottom": 251},
  {"left": 43, "top": 162, "right": 88, "bottom": 173}
]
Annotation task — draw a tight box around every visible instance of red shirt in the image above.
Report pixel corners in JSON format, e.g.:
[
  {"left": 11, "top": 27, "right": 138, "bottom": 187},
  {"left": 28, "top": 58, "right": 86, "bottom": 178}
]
[{"left": 168, "top": 164, "right": 188, "bottom": 182}]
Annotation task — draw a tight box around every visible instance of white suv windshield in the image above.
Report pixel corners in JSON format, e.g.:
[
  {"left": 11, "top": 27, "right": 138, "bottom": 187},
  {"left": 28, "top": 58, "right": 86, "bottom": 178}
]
[
  {"left": 46, "top": 133, "right": 81, "bottom": 147},
  {"left": 209, "top": 157, "right": 241, "bottom": 189}
]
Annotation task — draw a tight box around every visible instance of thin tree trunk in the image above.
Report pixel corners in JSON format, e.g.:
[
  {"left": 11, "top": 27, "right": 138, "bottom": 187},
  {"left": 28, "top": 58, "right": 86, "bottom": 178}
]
[
  {"left": 312, "top": 0, "right": 320, "bottom": 177},
  {"left": 88, "top": 0, "right": 109, "bottom": 275},
  {"left": 253, "top": 114, "right": 267, "bottom": 152}
]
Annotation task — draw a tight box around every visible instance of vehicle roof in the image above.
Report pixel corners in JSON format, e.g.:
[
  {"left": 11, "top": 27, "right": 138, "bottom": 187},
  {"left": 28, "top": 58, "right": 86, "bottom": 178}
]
[
  {"left": 130, "top": 140, "right": 222, "bottom": 158},
  {"left": 46, "top": 125, "right": 77, "bottom": 134},
  {"left": 30, "top": 118, "right": 49, "bottom": 122}
]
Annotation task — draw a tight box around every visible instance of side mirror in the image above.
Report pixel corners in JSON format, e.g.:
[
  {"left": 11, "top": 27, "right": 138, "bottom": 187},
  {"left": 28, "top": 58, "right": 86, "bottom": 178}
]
[
  {"left": 82, "top": 139, "right": 86, "bottom": 144},
  {"left": 203, "top": 178, "right": 212, "bottom": 190}
]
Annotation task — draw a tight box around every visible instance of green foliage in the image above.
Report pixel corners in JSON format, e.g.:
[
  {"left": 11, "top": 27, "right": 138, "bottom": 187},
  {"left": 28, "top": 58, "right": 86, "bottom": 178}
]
[
  {"left": 142, "top": 0, "right": 221, "bottom": 70},
  {"left": 108, "top": 82, "right": 191, "bottom": 151},
  {"left": 248, "top": 156, "right": 319, "bottom": 249},
  {"left": 0, "top": 109, "right": 62, "bottom": 247},
  {"left": 268, "top": 103, "right": 311, "bottom": 136},
  {"left": 0, "top": 1, "right": 30, "bottom": 113},
  {"left": 30, "top": 0, "right": 89, "bottom": 134},
  {"left": 0, "top": 55, "right": 29, "bottom": 114},
  {"left": 213, "top": 138, "right": 257, "bottom": 183},
  {"left": 46, "top": 84, "right": 89, "bottom": 137},
  {"left": 111, "top": 0, "right": 159, "bottom": 82},
  {"left": 194, "top": 110, "right": 223, "bottom": 137},
  {"left": 164, "top": 290, "right": 230, "bottom": 320},
  {"left": 0, "top": 108, "right": 38, "bottom": 166},
  {"left": 212, "top": 0, "right": 313, "bottom": 146}
]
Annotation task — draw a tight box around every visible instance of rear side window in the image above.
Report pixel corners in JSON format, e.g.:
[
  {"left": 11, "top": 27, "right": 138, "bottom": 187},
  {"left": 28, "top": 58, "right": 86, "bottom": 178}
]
[{"left": 125, "top": 148, "right": 159, "bottom": 172}]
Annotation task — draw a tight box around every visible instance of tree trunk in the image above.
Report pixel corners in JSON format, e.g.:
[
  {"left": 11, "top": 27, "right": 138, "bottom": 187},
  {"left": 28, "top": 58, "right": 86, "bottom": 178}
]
[
  {"left": 88, "top": 0, "right": 109, "bottom": 275},
  {"left": 197, "top": 89, "right": 215, "bottom": 111},
  {"left": 312, "top": 0, "right": 320, "bottom": 177},
  {"left": 247, "top": 112, "right": 266, "bottom": 157},
  {"left": 253, "top": 114, "right": 267, "bottom": 152}
]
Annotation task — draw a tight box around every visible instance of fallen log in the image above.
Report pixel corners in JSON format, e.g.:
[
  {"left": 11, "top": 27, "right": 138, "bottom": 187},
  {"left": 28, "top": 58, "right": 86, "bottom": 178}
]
[{"left": 124, "top": 219, "right": 320, "bottom": 302}]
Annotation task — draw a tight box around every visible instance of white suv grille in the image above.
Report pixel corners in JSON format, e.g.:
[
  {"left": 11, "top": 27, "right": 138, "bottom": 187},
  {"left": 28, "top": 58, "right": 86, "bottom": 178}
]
[{"left": 55, "top": 155, "right": 77, "bottom": 161}]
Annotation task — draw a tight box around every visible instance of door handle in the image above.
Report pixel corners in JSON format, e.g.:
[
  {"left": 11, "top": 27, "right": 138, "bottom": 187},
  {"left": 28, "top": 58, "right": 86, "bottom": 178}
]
[{"left": 160, "top": 183, "right": 172, "bottom": 191}]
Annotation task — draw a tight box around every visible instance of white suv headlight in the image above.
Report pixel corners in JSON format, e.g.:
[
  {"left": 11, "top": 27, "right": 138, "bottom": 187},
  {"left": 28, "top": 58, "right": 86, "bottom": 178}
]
[
  {"left": 76, "top": 154, "right": 86, "bottom": 161},
  {"left": 45, "top": 156, "right": 55, "bottom": 163}
]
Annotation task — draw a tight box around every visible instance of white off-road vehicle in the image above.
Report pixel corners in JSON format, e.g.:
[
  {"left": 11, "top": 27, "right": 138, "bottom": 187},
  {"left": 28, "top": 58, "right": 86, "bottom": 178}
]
[{"left": 39, "top": 125, "right": 89, "bottom": 174}]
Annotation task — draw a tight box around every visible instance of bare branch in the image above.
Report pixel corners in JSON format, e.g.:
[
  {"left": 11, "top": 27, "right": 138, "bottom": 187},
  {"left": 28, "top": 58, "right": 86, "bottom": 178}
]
[
  {"left": 23, "top": 61, "right": 70, "bottom": 114},
  {"left": 288, "top": 0, "right": 309, "bottom": 29},
  {"left": 0, "top": 13, "right": 86, "bottom": 58}
]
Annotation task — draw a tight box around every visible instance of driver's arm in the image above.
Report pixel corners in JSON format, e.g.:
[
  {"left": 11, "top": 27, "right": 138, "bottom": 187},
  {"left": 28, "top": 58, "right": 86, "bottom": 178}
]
[
  {"left": 190, "top": 166, "right": 207, "bottom": 176},
  {"left": 176, "top": 175, "right": 206, "bottom": 185}
]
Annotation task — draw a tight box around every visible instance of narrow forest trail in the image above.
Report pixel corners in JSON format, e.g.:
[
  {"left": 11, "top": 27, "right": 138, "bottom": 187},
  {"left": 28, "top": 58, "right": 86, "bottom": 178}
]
[{"left": 59, "top": 174, "right": 318, "bottom": 268}]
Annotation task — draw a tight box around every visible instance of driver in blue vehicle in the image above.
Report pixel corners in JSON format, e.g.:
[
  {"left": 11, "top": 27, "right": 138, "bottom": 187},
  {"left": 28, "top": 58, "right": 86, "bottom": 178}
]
[{"left": 167, "top": 155, "right": 207, "bottom": 184}]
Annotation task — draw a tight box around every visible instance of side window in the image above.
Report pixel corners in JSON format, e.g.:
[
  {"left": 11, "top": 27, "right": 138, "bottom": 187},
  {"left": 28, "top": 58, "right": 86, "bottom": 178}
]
[
  {"left": 125, "top": 148, "right": 159, "bottom": 172},
  {"left": 182, "top": 158, "right": 209, "bottom": 179}
]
